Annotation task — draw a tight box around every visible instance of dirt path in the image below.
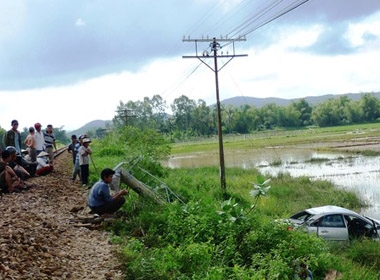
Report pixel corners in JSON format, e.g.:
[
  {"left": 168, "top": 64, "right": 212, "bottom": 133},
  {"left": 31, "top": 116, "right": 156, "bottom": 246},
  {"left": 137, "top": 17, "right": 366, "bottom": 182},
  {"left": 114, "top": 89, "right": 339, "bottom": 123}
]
[{"left": 0, "top": 153, "right": 125, "bottom": 279}]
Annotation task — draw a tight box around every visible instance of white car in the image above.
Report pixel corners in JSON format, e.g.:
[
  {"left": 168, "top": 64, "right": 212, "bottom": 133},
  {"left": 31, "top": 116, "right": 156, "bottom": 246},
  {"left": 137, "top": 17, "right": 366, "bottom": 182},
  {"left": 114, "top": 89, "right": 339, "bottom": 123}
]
[{"left": 288, "top": 205, "right": 380, "bottom": 241}]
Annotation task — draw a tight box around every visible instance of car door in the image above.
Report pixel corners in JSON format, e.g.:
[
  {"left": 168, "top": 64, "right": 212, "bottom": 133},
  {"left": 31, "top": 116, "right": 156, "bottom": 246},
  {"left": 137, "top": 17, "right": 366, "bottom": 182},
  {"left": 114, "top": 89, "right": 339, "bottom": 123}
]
[
  {"left": 308, "top": 214, "right": 349, "bottom": 240},
  {"left": 344, "top": 214, "right": 376, "bottom": 239}
]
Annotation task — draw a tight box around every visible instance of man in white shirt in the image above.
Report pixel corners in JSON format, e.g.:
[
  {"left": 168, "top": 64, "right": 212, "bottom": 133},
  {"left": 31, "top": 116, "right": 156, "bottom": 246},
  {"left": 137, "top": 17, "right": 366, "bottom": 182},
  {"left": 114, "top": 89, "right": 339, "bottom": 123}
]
[{"left": 33, "top": 123, "right": 45, "bottom": 155}]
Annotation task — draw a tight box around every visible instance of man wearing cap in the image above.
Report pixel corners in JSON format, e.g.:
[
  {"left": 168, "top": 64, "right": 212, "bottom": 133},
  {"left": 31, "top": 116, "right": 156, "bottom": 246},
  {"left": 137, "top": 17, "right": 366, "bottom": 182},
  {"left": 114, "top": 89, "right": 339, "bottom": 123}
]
[
  {"left": 79, "top": 138, "right": 92, "bottom": 187},
  {"left": 34, "top": 123, "right": 45, "bottom": 155},
  {"left": 3, "top": 120, "right": 22, "bottom": 164}
]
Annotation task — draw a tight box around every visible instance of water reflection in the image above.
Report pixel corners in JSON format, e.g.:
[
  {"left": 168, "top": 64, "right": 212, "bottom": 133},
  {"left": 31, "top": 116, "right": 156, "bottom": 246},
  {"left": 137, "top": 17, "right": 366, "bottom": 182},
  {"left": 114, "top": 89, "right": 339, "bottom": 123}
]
[{"left": 165, "top": 149, "right": 380, "bottom": 219}]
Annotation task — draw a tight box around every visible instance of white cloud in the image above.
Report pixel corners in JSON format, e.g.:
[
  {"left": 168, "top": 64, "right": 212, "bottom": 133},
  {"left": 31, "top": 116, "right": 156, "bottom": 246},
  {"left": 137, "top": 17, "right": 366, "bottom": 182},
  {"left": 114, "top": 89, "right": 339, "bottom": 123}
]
[
  {"left": 344, "top": 11, "right": 380, "bottom": 48},
  {"left": 75, "top": 18, "right": 86, "bottom": 27},
  {"left": 1, "top": 2, "right": 380, "bottom": 131}
]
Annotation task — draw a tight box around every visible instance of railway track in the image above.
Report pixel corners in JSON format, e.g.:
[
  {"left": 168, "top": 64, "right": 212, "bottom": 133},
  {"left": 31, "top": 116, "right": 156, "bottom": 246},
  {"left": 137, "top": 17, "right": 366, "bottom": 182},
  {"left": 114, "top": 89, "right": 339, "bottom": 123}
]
[{"left": 53, "top": 146, "right": 68, "bottom": 158}]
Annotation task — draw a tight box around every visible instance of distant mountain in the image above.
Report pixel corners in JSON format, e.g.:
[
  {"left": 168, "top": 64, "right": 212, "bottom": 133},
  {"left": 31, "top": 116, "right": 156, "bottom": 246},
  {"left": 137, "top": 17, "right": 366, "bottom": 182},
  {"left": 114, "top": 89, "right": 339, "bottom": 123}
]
[
  {"left": 220, "top": 92, "right": 380, "bottom": 108},
  {"left": 67, "top": 119, "right": 112, "bottom": 137}
]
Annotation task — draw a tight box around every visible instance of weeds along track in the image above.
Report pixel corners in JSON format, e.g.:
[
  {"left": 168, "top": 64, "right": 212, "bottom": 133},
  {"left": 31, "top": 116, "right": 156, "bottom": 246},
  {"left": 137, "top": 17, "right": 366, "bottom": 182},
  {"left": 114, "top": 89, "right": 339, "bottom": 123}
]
[{"left": 0, "top": 151, "right": 124, "bottom": 279}]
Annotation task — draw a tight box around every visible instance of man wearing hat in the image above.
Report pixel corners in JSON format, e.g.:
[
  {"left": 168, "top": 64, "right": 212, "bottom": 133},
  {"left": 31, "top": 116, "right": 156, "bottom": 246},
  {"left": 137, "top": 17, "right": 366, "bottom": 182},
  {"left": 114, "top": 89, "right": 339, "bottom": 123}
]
[
  {"left": 79, "top": 138, "right": 92, "bottom": 187},
  {"left": 36, "top": 151, "right": 53, "bottom": 176},
  {"left": 3, "top": 120, "right": 22, "bottom": 165}
]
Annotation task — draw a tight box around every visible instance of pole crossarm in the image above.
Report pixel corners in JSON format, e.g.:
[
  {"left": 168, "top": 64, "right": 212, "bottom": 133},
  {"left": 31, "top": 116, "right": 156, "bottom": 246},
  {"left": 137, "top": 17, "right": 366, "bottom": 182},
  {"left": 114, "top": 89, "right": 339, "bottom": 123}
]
[
  {"left": 182, "top": 36, "right": 247, "bottom": 59},
  {"left": 183, "top": 54, "right": 248, "bottom": 73},
  {"left": 182, "top": 36, "right": 246, "bottom": 42}
]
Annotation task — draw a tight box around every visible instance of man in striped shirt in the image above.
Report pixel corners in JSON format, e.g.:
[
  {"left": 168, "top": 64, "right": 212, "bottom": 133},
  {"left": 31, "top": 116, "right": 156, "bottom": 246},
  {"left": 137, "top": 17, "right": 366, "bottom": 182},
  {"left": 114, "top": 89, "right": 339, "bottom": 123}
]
[{"left": 44, "top": 124, "right": 57, "bottom": 166}]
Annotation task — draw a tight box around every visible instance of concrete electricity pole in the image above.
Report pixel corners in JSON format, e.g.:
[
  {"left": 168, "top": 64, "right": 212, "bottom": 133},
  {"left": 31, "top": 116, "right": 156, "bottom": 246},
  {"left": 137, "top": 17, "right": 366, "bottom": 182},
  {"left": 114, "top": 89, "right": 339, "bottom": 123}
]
[{"left": 182, "top": 36, "right": 247, "bottom": 194}]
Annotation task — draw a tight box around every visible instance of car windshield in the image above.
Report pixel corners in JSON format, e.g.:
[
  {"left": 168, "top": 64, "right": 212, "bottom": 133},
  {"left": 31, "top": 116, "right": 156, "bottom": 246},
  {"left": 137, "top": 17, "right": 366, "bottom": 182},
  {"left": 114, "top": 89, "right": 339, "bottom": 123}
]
[{"left": 290, "top": 211, "right": 313, "bottom": 222}]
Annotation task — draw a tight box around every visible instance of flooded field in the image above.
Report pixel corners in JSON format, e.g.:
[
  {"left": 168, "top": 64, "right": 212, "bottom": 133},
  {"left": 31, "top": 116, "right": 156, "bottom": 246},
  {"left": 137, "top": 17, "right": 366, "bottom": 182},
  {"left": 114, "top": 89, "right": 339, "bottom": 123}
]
[{"left": 165, "top": 147, "right": 380, "bottom": 219}]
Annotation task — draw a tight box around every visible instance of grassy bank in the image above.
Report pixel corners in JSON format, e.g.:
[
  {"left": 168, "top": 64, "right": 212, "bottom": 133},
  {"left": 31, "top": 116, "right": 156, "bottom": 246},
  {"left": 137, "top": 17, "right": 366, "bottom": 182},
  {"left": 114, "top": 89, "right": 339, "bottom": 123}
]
[
  {"left": 107, "top": 167, "right": 380, "bottom": 279},
  {"left": 88, "top": 127, "right": 380, "bottom": 279}
]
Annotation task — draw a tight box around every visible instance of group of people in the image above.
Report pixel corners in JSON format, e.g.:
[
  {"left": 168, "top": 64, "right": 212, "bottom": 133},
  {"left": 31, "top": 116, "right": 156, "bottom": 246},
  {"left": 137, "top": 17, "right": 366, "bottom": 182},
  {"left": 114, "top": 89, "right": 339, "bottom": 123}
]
[
  {"left": 1, "top": 119, "right": 129, "bottom": 216},
  {"left": 67, "top": 135, "right": 128, "bottom": 215},
  {"left": 67, "top": 134, "right": 92, "bottom": 187},
  {"left": 1, "top": 120, "right": 56, "bottom": 194}
]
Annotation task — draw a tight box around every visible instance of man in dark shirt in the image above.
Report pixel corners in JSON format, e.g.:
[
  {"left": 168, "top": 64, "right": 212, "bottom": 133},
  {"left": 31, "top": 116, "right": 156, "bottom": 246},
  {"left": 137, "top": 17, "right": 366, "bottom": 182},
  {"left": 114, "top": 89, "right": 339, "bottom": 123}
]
[{"left": 87, "top": 168, "right": 129, "bottom": 215}]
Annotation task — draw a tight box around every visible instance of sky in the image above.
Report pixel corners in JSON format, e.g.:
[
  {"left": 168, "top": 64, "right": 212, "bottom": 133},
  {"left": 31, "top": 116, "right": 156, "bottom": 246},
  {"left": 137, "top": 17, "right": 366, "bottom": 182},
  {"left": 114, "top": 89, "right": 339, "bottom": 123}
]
[{"left": 1, "top": 0, "right": 380, "bottom": 131}]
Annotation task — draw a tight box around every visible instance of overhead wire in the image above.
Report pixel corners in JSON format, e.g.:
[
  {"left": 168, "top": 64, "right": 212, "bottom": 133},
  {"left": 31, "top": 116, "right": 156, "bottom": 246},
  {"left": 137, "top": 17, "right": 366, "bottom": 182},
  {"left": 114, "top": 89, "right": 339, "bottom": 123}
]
[
  {"left": 152, "top": 0, "right": 311, "bottom": 117},
  {"left": 214, "top": 0, "right": 311, "bottom": 160},
  {"left": 151, "top": 1, "right": 226, "bottom": 105},
  {"left": 222, "top": 0, "right": 310, "bottom": 48}
]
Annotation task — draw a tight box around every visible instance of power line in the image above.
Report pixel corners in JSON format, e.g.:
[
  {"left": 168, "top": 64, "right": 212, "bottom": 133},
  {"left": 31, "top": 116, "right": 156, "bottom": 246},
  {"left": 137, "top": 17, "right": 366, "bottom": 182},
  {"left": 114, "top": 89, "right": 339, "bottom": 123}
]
[{"left": 226, "top": 0, "right": 310, "bottom": 44}]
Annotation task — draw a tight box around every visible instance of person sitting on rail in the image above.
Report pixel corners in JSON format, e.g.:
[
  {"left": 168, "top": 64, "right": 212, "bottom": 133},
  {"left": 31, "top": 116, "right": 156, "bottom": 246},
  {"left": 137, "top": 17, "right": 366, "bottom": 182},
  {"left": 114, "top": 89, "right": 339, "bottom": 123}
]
[
  {"left": 1, "top": 149, "right": 27, "bottom": 193},
  {"left": 5, "top": 146, "right": 31, "bottom": 180},
  {"left": 36, "top": 151, "right": 54, "bottom": 176},
  {"left": 87, "top": 168, "right": 129, "bottom": 215}
]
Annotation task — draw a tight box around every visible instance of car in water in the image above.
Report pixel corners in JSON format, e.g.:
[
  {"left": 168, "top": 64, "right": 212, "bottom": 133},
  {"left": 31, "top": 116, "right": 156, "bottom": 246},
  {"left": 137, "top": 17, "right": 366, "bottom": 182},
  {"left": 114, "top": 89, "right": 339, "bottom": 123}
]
[{"left": 287, "top": 205, "right": 380, "bottom": 241}]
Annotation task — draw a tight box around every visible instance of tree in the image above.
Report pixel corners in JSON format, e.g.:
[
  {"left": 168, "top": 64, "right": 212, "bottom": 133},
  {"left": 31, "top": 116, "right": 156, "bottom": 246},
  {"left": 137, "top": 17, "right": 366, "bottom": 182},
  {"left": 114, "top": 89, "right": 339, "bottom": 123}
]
[
  {"left": 171, "top": 95, "right": 197, "bottom": 137},
  {"left": 312, "top": 99, "right": 342, "bottom": 127},
  {"left": 192, "top": 99, "right": 212, "bottom": 136},
  {"left": 234, "top": 104, "right": 252, "bottom": 133},
  {"left": 223, "top": 105, "right": 236, "bottom": 134},
  {"left": 344, "top": 100, "right": 364, "bottom": 124},
  {"left": 291, "top": 99, "right": 312, "bottom": 126},
  {"left": 360, "top": 93, "right": 380, "bottom": 122},
  {"left": 151, "top": 94, "right": 168, "bottom": 133}
]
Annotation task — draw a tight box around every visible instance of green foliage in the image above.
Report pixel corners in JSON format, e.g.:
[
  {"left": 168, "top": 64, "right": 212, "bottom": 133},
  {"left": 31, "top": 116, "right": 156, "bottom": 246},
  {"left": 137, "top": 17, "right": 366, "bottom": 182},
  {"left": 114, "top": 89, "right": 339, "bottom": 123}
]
[
  {"left": 106, "top": 167, "right": 379, "bottom": 279},
  {"left": 89, "top": 126, "right": 171, "bottom": 186},
  {"left": 115, "top": 92, "right": 380, "bottom": 139},
  {"left": 89, "top": 125, "right": 380, "bottom": 278},
  {"left": 339, "top": 239, "right": 380, "bottom": 267}
]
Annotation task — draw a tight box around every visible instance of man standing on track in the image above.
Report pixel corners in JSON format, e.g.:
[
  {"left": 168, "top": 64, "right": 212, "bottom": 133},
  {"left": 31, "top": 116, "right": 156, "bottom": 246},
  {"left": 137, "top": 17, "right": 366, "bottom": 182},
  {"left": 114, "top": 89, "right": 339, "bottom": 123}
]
[
  {"left": 34, "top": 123, "right": 45, "bottom": 155},
  {"left": 43, "top": 124, "right": 57, "bottom": 166},
  {"left": 79, "top": 138, "right": 92, "bottom": 187},
  {"left": 24, "top": 126, "right": 37, "bottom": 162},
  {"left": 3, "top": 120, "right": 22, "bottom": 165}
]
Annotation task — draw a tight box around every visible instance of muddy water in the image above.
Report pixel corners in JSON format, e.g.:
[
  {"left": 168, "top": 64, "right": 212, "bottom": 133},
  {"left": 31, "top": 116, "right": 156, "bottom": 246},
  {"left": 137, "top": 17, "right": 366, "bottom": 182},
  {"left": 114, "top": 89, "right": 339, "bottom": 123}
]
[{"left": 165, "top": 148, "right": 380, "bottom": 219}]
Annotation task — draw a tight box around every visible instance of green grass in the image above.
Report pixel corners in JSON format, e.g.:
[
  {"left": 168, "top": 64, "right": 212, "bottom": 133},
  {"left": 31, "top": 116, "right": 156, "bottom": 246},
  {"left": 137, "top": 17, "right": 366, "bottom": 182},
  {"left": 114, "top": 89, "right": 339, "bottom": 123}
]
[
  {"left": 87, "top": 125, "right": 380, "bottom": 279},
  {"left": 170, "top": 123, "right": 380, "bottom": 155},
  {"left": 105, "top": 165, "right": 379, "bottom": 279}
]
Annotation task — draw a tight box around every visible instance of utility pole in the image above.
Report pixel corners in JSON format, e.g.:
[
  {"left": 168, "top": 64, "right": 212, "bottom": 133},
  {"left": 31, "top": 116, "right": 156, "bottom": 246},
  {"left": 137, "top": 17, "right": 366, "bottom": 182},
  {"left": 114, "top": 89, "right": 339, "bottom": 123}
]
[
  {"left": 116, "top": 108, "right": 136, "bottom": 126},
  {"left": 183, "top": 36, "right": 247, "bottom": 194}
]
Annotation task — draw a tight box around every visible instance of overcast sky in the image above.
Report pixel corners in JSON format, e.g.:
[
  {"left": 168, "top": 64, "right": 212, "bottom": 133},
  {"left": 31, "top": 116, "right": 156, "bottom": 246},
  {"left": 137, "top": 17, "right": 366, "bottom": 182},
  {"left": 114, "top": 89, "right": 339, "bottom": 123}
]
[{"left": 1, "top": 0, "right": 379, "bottom": 131}]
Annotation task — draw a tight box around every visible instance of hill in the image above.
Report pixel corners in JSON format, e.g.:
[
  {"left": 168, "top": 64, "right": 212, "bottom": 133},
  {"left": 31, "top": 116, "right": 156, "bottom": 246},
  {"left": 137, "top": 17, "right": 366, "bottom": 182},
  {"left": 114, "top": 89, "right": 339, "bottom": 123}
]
[
  {"left": 67, "top": 119, "right": 112, "bottom": 136},
  {"left": 220, "top": 92, "right": 380, "bottom": 108}
]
